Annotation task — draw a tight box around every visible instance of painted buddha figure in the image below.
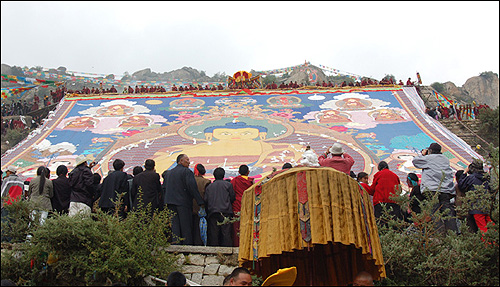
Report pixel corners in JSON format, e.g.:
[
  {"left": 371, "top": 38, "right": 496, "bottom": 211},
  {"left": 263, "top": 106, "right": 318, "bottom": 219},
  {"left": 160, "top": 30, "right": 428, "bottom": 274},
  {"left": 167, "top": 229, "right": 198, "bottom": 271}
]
[
  {"left": 338, "top": 97, "right": 372, "bottom": 110},
  {"left": 97, "top": 104, "right": 134, "bottom": 117},
  {"left": 370, "top": 108, "right": 405, "bottom": 121},
  {"left": 318, "top": 110, "right": 351, "bottom": 123},
  {"left": 119, "top": 115, "right": 151, "bottom": 127},
  {"left": 153, "top": 121, "right": 300, "bottom": 173},
  {"left": 64, "top": 116, "right": 98, "bottom": 129}
]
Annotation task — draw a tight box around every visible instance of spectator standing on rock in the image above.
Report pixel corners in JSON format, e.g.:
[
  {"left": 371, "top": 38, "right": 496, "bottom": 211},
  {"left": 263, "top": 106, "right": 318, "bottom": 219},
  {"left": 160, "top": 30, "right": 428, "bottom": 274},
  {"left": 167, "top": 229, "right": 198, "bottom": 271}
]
[
  {"left": 1, "top": 166, "right": 25, "bottom": 207},
  {"left": 131, "top": 159, "right": 162, "bottom": 215},
  {"left": 27, "top": 166, "right": 53, "bottom": 225},
  {"left": 99, "top": 159, "right": 130, "bottom": 218},
  {"left": 412, "top": 143, "right": 458, "bottom": 234},
  {"left": 165, "top": 154, "right": 205, "bottom": 245},
  {"left": 204, "top": 167, "right": 235, "bottom": 247},
  {"left": 68, "top": 155, "right": 96, "bottom": 217},
  {"left": 457, "top": 159, "right": 495, "bottom": 234},
  {"left": 231, "top": 164, "right": 254, "bottom": 247},
  {"left": 366, "top": 161, "right": 403, "bottom": 222},
  {"left": 193, "top": 163, "right": 211, "bottom": 246},
  {"left": 51, "top": 165, "right": 72, "bottom": 214}
]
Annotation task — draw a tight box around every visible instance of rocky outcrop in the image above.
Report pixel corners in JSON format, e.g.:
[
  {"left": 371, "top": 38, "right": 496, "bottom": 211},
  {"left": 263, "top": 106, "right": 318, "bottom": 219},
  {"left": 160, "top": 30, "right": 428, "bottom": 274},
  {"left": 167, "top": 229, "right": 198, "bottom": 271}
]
[
  {"left": 443, "top": 82, "right": 471, "bottom": 102},
  {"left": 462, "top": 73, "right": 499, "bottom": 107}
]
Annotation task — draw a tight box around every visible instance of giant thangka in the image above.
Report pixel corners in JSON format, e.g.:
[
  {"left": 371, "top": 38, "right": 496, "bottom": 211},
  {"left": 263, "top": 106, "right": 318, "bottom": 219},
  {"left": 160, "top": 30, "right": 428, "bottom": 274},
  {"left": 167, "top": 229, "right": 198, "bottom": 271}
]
[{"left": 1, "top": 86, "right": 481, "bottom": 184}]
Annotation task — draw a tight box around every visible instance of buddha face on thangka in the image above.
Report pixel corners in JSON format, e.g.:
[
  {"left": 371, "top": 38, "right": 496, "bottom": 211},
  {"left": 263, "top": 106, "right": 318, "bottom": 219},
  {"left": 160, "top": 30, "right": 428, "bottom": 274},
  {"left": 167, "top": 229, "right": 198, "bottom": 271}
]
[
  {"left": 152, "top": 120, "right": 300, "bottom": 175},
  {"left": 97, "top": 104, "right": 134, "bottom": 116},
  {"left": 267, "top": 96, "right": 302, "bottom": 108},
  {"left": 64, "top": 116, "right": 98, "bottom": 129},
  {"left": 369, "top": 108, "right": 405, "bottom": 121},
  {"left": 118, "top": 115, "right": 151, "bottom": 127},
  {"left": 318, "top": 110, "right": 351, "bottom": 123},
  {"left": 337, "top": 97, "right": 372, "bottom": 110},
  {"left": 204, "top": 121, "right": 267, "bottom": 141}
]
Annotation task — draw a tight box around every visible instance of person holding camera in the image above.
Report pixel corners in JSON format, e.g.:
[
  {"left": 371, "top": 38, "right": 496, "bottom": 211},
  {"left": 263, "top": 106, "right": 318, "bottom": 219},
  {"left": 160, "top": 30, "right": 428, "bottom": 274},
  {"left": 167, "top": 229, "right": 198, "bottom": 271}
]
[
  {"left": 318, "top": 143, "right": 355, "bottom": 175},
  {"left": 412, "top": 143, "right": 458, "bottom": 233}
]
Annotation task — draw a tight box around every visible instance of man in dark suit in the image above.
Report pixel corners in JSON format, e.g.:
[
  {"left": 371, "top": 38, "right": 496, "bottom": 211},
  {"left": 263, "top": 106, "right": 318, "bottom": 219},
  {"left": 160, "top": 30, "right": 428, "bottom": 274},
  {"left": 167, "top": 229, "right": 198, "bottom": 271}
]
[
  {"left": 165, "top": 154, "right": 205, "bottom": 245},
  {"left": 131, "top": 159, "right": 162, "bottom": 215},
  {"left": 99, "top": 159, "right": 130, "bottom": 219}
]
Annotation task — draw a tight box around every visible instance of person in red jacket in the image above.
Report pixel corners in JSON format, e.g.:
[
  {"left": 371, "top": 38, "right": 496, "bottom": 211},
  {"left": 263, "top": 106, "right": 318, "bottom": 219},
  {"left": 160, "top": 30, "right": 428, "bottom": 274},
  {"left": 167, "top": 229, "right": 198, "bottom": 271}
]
[
  {"left": 366, "top": 161, "right": 403, "bottom": 222},
  {"left": 230, "top": 165, "right": 254, "bottom": 247},
  {"left": 318, "top": 143, "right": 355, "bottom": 175}
]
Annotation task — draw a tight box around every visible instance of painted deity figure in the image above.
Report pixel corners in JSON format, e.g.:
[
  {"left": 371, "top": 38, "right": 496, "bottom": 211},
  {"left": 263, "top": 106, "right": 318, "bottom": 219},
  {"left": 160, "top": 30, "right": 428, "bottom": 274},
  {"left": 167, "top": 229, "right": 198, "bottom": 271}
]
[
  {"left": 153, "top": 121, "right": 300, "bottom": 173},
  {"left": 370, "top": 108, "right": 405, "bottom": 121},
  {"left": 119, "top": 115, "right": 151, "bottom": 127},
  {"left": 64, "top": 116, "right": 98, "bottom": 129},
  {"left": 318, "top": 110, "right": 351, "bottom": 123},
  {"left": 97, "top": 104, "right": 134, "bottom": 117},
  {"left": 337, "top": 98, "right": 372, "bottom": 110}
]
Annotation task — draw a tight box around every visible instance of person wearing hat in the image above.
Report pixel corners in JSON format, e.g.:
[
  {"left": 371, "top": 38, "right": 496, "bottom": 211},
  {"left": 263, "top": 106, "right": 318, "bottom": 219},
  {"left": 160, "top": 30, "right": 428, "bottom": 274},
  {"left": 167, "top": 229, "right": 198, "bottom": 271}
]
[
  {"left": 318, "top": 142, "right": 355, "bottom": 175},
  {"left": 457, "top": 159, "right": 494, "bottom": 234},
  {"left": 1, "top": 165, "right": 25, "bottom": 207},
  {"left": 412, "top": 142, "right": 458, "bottom": 233},
  {"left": 68, "top": 155, "right": 96, "bottom": 217},
  {"left": 1, "top": 165, "right": 25, "bottom": 242}
]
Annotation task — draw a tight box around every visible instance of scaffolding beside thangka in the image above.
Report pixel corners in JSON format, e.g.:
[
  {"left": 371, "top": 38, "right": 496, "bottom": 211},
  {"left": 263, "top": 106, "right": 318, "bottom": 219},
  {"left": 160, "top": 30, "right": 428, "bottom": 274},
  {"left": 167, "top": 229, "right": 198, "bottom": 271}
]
[{"left": 238, "top": 166, "right": 386, "bottom": 286}]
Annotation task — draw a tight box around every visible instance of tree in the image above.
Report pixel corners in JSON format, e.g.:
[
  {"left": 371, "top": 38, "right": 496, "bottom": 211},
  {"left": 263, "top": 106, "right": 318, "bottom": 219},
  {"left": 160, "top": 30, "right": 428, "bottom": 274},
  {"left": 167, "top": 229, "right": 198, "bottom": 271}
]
[
  {"left": 478, "top": 106, "right": 499, "bottom": 147},
  {"left": 261, "top": 75, "right": 277, "bottom": 86},
  {"left": 431, "top": 82, "right": 446, "bottom": 95},
  {"left": 479, "top": 71, "right": 499, "bottom": 81}
]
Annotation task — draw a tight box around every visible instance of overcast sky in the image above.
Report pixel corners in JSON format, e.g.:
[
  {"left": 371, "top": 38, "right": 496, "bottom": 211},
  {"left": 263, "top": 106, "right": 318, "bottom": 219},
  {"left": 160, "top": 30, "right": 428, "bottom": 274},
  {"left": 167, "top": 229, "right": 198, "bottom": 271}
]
[{"left": 1, "top": 1, "right": 499, "bottom": 86}]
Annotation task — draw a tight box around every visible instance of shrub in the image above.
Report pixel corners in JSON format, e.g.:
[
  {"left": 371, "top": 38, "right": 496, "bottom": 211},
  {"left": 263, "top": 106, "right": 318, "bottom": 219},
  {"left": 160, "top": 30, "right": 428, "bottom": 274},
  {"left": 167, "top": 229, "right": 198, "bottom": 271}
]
[
  {"left": 1, "top": 201, "right": 179, "bottom": 286},
  {"left": 376, "top": 147, "right": 499, "bottom": 286},
  {"left": 478, "top": 107, "right": 499, "bottom": 147}
]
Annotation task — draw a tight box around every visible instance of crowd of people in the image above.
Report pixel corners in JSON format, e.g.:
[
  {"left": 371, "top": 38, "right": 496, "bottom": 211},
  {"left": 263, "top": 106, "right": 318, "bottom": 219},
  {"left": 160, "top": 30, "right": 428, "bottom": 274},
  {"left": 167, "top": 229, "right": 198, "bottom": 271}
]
[
  {"left": 171, "top": 83, "right": 224, "bottom": 92},
  {"left": 2, "top": 140, "right": 495, "bottom": 247},
  {"left": 263, "top": 76, "right": 417, "bottom": 90},
  {"left": 69, "top": 83, "right": 228, "bottom": 95},
  {"left": 426, "top": 102, "right": 492, "bottom": 120},
  {"left": 1, "top": 139, "right": 495, "bottom": 286}
]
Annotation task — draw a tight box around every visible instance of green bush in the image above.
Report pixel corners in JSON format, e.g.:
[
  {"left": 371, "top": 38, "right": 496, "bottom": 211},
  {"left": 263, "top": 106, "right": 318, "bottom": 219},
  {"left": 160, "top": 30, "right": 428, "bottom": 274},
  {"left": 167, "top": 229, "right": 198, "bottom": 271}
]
[
  {"left": 478, "top": 107, "right": 499, "bottom": 147},
  {"left": 1, "top": 201, "right": 179, "bottom": 286},
  {"left": 377, "top": 147, "right": 499, "bottom": 286},
  {"left": 1, "top": 199, "right": 41, "bottom": 243}
]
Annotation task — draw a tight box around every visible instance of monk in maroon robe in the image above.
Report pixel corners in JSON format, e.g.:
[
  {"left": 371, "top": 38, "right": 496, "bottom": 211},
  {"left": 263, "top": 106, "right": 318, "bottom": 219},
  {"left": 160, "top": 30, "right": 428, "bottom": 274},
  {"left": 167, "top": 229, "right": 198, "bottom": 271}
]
[
  {"left": 231, "top": 165, "right": 254, "bottom": 247},
  {"left": 218, "top": 84, "right": 223, "bottom": 90}
]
